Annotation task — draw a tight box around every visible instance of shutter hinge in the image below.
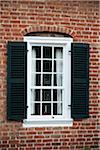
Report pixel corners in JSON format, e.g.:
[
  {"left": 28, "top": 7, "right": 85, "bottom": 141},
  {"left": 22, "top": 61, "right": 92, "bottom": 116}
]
[{"left": 68, "top": 105, "right": 71, "bottom": 107}]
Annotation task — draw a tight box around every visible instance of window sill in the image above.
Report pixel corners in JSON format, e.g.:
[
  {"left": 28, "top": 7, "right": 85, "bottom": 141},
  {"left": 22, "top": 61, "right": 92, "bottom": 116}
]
[{"left": 23, "top": 119, "right": 73, "bottom": 127}]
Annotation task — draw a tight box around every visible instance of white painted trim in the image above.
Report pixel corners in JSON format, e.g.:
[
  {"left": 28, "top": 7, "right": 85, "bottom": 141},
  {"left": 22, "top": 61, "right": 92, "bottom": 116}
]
[
  {"left": 24, "top": 36, "right": 73, "bottom": 44},
  {"left": 24, "top": 36, "right": 73, "bottom": 127},
  {"left": 23, "top": 119, "right": 73, "bottom": 127}
]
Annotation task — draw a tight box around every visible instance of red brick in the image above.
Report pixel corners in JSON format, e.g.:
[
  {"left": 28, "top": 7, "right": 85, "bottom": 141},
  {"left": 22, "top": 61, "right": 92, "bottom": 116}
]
[{"left": 34, "top": 135, "right": 44, "bottom": 139}]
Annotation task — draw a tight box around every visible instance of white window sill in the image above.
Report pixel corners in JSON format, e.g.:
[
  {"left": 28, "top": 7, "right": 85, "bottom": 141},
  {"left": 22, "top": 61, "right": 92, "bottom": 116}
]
[{"left": 23, "top": 119, "right": 73, "bottom": 127}]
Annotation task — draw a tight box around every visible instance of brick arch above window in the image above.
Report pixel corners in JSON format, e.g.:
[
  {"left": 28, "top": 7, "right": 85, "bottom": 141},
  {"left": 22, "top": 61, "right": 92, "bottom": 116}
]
[
  {"left": 24, "top": 31, "right": 72, "bottom": 38},
  {"left": 21, "top": 25, "right": 76, "bottom": 38}
]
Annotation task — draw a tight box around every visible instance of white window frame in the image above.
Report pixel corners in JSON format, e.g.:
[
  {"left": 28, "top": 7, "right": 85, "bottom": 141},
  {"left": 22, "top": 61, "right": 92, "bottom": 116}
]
[{"left": 23, "top": 36, "right": 73, "bottom": 127}]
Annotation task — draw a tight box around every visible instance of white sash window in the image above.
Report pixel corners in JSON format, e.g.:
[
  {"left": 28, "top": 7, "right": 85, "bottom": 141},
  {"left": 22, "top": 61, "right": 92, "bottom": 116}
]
[{"left": 24, "top": 37, "right": 73, "bottom": 127}]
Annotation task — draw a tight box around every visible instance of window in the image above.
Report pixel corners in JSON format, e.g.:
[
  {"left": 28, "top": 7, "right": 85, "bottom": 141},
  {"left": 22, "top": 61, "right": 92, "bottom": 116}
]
[
  {"left": 7, "top": 37, "right": 89, "bottom": 127},
  {"left": 31, "top": 46, "right": 63, "bottom": 116},
  {"left": 25, "top": 37, "right": 73, "bottom": 126}
]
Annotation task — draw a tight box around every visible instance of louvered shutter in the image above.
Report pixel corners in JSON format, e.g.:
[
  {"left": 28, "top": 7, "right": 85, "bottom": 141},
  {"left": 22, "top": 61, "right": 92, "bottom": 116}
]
[
  {"left": 71, "top": 43, "right": 89, "bottom": 119},
  {"left": 7, "top": 42, "right": 27, "bottom": 120}
]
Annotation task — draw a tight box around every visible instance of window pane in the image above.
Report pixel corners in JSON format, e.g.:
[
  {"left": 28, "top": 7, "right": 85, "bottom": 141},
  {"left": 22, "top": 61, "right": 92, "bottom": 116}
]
[
  {"left": 54, "top": 47, "right": 63, "bottom": 59},
  {"left": 53, "top": 103, "right": 62, "bottom": 115},
  {"left": 35, "top": 89, "right": 40, "bottom": 101},
  {"left": 36, "top": 74, "right": 41, "bottom": 86},
  {"left": 42, "top": 89, "right": 51, "bottom": 101},
  {"left": 43, "top": 60, "right": 52, "bottom": 72},
  {"left": 36, "top": 60, "right": 41, "bottom": 72},
  {"left": 32, "top": 46, "right": 41, "bottom": 58},
  {"left": 43, "top": 74, "right": 52, "bottom": 86},
  {"left": 32, "top": 103, "right": 40, "bottom": 115},
  {"left": 54, "top": 74, "right": 57, "bottom": 86},
  {"left": 54, "top": 60, "right": 63, "bottom": 72},
  {"left": 31, "top": 73, "right": 36, "bottom": 86},
  {"left": 53, "top": 90, "right": 62, "bottom": 101},
  {"left": 42, "top": 103, "right": 51, "bottom": 115},
  {"left": 43, "top": 46, "right": 52, "bottom": 58},
  {"left": 54, "top": 74, "right": 62, "bottom": 86},
  {"left": 31, "top": 90, "right": 40, "bottom": 115},
  {"left": 32, "top": 60, "right": 36, "bottom": 73},
  {"left": 53, "top": 89, "right": 57, "bottom": 101}
]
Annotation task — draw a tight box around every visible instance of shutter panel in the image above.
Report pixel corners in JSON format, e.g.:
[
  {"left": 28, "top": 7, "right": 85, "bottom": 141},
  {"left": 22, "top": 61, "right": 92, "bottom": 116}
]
[
  {"left": 7, "top": 42, "right": 27, "bottom": 120},
  {"left": 71, "top": 43, "right": 89, "bottom": 119}
]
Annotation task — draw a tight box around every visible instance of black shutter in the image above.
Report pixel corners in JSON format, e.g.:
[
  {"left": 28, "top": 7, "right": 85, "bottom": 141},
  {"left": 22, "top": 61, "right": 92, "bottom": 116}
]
[
  {"left": 71, "top": 43, "right": 89, "bottom": 119},
  {"left": 7, "top": 42, "right": 27, "bottom": 120}
]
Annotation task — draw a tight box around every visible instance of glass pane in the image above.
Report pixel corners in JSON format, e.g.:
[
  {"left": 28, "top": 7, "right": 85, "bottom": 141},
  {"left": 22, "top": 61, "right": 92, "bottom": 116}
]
[
  {"left": 54, "top": 74, "right": 57, "bottom": 86},
  {"left": 53, "top": 89, "right": 57, "bottom": 101},
  {"left": 35, "top": 89, "right": 40, "bottom": 101},
  {"left": 36, "top": 60, "right": 41, "bottom": 72},
  {"left": 54, "top": 74, "right": 62, "bottom": 86},
  {"left": 42, "top": 103, "right": 51, "bottom": 115},
  {"left": 36, "top": 74, "right": 41, "bottom": 86},
  {"left": 54, "top": 47, "right": 63, "bottom": 59},
  {"left": 54, "top": 60, "right": 63, "bottom": 72},
  {"left": 43, "top": 46, "right": 52, "bottom": 58},
  {"left": 31, "top": 73, "right": 36, "bottom": 86},
  {"left": 32, "top": 46, "right": 41, "bottom": 58},
  {"left": 32, "top": 103, "right": 40, "bottom": 115},
  {"left": 53, "top": 103, "right": 62, "bottom": 115},
  {"left": 32, "top": 60, "right": 36, "bottom": 73},
  {"left": 43, "top": 74, "right": 52, "bottom": 86},
  {"left": 53, "top": 90, "right": 62, "bottom": 101},
  {"left": 42, "top": 89, "right": 51, "bottom": 101},
  {"left": 43, "top": 60, "right": 52, "bottom": 72}
]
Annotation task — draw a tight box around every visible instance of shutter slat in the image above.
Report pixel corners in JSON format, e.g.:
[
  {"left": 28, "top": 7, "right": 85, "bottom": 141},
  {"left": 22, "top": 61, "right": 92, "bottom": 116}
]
[
  {"left": 7, "top": 42, "right": 27, "bottom": 120},
  {"left": 71, "top": 43, "right": 89, "bottom": 119}
]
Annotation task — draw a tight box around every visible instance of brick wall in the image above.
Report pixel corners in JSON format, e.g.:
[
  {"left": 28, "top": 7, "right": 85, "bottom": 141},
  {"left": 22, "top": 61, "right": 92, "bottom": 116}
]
[{"left": 0, "top": 0, "right": 100, "bottom": 149}]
